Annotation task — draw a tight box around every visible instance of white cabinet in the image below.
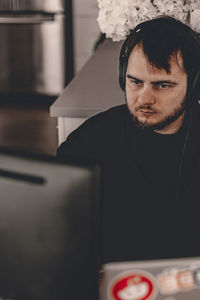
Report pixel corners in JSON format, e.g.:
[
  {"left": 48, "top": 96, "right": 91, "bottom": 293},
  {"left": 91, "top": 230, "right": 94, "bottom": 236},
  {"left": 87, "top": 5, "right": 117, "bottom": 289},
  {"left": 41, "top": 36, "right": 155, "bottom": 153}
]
[
  {"left": 72, "top": 0, "right": 100, "bottom": 74},
  {"left": 57, "top": 117, "right": 87, "bottom": 145}
]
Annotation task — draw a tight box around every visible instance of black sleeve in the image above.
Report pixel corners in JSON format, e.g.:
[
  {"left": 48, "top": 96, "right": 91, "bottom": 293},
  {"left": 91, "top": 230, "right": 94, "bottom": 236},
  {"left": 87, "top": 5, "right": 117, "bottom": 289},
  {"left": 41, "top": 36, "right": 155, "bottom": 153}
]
[
  {"left": 57, "top": 121, "right": 93, "bottom": 160},
  {"left": 56, "top": 105, "right": 126, "bottom": 162},
  {"left": 56, "top": 115, "right": 106, "bottom": 163}
]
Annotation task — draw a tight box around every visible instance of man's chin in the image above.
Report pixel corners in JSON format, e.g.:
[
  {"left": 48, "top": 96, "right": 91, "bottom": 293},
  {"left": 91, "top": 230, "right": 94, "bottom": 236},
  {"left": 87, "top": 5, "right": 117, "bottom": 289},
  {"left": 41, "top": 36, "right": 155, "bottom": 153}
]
[
  {"left": 132, "top": 117, "right": 162, "bottom": 130},
  {"left": 130, "top": 106, "right": 186, "bottom": 131}
]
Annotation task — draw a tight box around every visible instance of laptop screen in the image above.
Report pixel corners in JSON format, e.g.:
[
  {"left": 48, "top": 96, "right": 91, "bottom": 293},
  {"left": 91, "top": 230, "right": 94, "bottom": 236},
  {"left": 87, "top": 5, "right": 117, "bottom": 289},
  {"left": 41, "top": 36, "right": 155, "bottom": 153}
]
[{"left": 0, "top": 148, "right": 101, "bottom": 300}]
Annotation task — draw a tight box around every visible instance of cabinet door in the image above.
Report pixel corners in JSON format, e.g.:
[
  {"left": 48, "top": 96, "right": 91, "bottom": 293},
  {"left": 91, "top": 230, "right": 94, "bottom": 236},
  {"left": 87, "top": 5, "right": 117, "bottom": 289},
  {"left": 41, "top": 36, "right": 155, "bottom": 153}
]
[{"left": 0, "top": 14, "right": 65, "bottom": 95}]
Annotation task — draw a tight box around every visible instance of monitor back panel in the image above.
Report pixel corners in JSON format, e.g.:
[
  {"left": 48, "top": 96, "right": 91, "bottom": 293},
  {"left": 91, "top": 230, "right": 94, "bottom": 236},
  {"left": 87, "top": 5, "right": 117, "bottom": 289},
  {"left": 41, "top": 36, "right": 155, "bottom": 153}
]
[{"left": 0, "top": 151, "right": 101, "bottom": 300}]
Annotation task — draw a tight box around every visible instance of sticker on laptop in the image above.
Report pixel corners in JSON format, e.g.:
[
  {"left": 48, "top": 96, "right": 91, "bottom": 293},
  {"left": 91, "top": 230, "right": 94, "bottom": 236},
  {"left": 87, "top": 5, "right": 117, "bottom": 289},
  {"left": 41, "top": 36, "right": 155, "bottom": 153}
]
[
  {"left": 158, "top": 266, "right": 200, "bottom": 295},
  {"left": 108, "top": 270, "right": 157, "bottom": 300}
]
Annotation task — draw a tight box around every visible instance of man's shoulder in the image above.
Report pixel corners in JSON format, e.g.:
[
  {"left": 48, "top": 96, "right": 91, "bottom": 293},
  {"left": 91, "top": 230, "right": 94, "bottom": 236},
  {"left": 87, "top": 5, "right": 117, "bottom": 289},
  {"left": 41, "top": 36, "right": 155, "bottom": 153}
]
[
  {"left": 75, "top": 104, "right": 128, "bottom": 134},
  {"left": 87, "top": 104, "right": 127, "bottom": 123},
  {"left": 57, "top": 104, "right": 129, "bottom": 159}
]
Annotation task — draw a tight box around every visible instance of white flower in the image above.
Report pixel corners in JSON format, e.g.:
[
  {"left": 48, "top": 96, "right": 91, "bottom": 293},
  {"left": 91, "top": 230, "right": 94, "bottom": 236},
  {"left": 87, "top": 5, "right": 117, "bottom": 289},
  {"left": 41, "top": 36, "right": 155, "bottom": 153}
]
[
  {"left": 97, "top": 0, "right": 200, "bottom": 41},
  {"left": 190, "top": 0, "right": 200, "bottom": 11},
  {"left": 153, "top": 0, "right": 189, "bottom": 22},
  {"left": 190, "top": 9, "right": 200, "bottom": 32}
]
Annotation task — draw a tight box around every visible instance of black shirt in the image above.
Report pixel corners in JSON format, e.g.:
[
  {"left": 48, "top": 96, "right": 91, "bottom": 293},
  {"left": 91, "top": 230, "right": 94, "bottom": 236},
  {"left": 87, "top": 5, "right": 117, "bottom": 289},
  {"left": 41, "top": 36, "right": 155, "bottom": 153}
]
[
  {"left": 133, "top": 127, "right": 185, "bottom": 201},
  {"left": 57, "top": 104, "right": 200, "bottom": 263}
]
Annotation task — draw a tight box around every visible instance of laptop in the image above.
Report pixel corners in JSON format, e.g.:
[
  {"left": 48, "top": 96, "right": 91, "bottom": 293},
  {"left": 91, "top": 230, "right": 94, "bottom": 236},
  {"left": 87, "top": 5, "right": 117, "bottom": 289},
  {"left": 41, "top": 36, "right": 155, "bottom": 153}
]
[
  {"left": 100, "top": 257, "right": 200, "bottom": 299},
  {"left": 0, "top": 148, "right": 101, "bottom": 300}
]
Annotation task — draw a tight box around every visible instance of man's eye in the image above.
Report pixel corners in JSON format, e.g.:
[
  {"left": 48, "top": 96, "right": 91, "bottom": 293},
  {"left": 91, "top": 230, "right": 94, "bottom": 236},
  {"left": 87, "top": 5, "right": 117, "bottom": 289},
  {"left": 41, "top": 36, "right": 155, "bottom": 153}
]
[
  {"left": 159, "top": 84, "right": 169, "bottom": 89},
  {"left": 132, "top": 80, "right": 142, "bottom": 85}
]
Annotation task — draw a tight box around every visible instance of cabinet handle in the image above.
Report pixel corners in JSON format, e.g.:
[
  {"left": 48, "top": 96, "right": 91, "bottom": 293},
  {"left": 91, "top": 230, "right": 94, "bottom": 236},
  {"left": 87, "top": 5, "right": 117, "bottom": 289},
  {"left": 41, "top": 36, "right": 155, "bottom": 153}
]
[{"left": 0, "top": 14, "right": 54, "bottom": 24}]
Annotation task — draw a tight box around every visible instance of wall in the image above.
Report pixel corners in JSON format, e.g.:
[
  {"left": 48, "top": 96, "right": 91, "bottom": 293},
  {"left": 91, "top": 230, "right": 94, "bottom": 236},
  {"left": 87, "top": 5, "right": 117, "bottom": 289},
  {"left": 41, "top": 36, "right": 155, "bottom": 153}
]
[{"left": 72, "top": 0, "right": 100, "bottom": 74}]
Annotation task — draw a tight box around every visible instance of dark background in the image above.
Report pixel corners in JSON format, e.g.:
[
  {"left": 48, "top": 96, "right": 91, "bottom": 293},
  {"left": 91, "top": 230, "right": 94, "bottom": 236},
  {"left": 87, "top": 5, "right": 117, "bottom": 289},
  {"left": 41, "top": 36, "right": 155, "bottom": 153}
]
[{"left": 0, "top": 0, "right": 73, "bottom": 156}]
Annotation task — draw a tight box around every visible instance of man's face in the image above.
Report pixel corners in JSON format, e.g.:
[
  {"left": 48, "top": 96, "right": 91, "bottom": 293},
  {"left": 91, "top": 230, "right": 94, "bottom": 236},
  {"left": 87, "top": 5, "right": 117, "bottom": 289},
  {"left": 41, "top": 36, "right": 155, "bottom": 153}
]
[{"left": 125, "top": 45, "right": 188, "bottom": 134}]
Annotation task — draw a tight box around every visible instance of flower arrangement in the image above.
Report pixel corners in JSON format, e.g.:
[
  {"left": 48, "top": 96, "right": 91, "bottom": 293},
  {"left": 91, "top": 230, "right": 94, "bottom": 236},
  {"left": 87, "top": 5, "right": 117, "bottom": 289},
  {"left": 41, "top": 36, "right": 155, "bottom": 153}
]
[{"left": 97, "top": 0, "right": 200, "bottom": 41}]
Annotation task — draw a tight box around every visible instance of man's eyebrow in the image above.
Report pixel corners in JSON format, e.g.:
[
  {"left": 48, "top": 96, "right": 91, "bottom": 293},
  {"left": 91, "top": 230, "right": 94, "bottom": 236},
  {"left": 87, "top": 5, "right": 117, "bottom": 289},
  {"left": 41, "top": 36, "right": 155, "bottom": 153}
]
[
  {"left": 127, "top": 74, "right": 178, "bottom": 85},
  {"left": 152, "top": 80, "right": 178, "bottom": 85},
  {"left": 127, "top": 75, "right": 142, "bottom": 82}
]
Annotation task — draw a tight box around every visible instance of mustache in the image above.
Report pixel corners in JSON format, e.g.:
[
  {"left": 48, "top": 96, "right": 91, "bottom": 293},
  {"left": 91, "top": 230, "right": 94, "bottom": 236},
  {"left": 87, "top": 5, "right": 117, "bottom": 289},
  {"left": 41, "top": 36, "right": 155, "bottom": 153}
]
[{"left": 136, "top": 105, "right": 159, "bottom": 113}]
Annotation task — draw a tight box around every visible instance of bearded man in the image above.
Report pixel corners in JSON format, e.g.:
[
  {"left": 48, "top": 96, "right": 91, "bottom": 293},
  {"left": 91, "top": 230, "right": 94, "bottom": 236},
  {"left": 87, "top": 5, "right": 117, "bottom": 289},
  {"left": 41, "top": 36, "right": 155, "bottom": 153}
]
[{"left": 57, "top": 16, "right": 200, "bottom": 263}]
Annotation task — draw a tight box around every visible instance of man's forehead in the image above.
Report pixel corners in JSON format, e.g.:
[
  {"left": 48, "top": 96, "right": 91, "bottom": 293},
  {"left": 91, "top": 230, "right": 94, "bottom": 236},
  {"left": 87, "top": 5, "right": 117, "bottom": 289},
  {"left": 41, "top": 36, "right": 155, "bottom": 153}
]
[{"left": 128, "top": 44, "right": 185, "bottom": 75}]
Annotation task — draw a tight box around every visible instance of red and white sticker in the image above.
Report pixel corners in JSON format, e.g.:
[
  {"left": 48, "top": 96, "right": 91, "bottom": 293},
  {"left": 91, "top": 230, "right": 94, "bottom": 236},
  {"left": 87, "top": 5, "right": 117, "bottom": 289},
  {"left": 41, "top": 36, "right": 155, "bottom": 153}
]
[{"left": 108, "top": 271, "right": 157, "bottom": 300}]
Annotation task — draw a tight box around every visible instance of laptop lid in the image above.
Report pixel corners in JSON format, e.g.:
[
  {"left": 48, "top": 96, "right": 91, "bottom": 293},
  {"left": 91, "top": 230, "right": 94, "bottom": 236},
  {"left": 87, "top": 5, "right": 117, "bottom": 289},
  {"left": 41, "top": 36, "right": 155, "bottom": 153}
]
[{"left": 101, "top": 257, "right": 200, "bottom": 300}]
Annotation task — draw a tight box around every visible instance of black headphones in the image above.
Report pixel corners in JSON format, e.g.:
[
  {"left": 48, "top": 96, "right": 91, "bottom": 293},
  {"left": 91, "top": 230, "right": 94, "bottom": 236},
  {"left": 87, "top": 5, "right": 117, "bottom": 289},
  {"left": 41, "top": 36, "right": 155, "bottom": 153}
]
[
  {"left": 119, "top": 26, "right": 141, "bottom": 92},
  {"left": 119, "top": 20, "right": 200, "bottom": 104},
  {"left": 191, "top": 71, "right": 200, "bottom": 103}
]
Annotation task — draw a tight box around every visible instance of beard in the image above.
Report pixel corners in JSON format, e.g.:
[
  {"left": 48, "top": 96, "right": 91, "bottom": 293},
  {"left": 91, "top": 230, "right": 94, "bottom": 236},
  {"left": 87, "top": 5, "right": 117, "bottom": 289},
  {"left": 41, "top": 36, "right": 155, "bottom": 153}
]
[{"left": 126, "top": 98, "right": 186, "bottom": 131}]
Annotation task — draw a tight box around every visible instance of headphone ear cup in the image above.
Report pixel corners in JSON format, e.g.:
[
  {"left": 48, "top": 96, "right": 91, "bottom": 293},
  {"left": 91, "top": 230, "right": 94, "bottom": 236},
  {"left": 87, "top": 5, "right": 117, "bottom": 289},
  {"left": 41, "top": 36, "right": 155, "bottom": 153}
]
[
  {"left": 193, "top": 71, "right": 200, "bottom": 102},
  {"left": 119, "top": 58, "right": 125, "bottom": 91},
  {"left": 119, "top": 25, "right": 141, "bottom": 92},
  {"left": 119, "top": 58, "right": 127, "bottom": 91},
  {"left": 187, "top": 71, "right": 200, "bottom": 107}
]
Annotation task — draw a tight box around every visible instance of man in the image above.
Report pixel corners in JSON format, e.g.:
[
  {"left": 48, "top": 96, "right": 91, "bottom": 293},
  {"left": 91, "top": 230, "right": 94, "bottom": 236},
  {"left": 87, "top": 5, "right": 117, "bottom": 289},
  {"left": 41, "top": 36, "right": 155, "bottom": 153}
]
[{"left": 57, "top": 17, "right": 200, "bottom": 263}]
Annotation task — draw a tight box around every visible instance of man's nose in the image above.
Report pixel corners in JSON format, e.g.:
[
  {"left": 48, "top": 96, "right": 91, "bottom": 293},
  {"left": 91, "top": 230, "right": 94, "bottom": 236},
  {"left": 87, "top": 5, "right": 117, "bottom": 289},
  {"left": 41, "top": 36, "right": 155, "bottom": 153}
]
[{"left": 138, "top": 85, "right": 156, "bottom": 105}]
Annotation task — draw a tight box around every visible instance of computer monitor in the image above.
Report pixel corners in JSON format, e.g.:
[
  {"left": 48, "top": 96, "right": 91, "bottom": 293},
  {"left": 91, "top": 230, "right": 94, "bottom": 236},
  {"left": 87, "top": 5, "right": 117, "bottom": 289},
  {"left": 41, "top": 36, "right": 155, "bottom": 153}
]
[{"left": 0, "top": 148, "right": 102, "bottom": 300}]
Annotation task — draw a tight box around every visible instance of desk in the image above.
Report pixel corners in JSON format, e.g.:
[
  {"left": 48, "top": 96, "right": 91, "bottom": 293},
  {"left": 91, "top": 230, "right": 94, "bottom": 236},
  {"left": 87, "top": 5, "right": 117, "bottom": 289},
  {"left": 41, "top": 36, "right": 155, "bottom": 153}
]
[{"left": 50, "top": 39, "right": 124, "bottom": 145}]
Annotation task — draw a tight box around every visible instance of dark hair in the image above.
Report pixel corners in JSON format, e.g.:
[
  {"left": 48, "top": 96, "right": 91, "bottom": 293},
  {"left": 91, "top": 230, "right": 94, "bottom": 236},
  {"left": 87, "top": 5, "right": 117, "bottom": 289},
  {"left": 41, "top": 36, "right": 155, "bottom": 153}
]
[{"left": 119, "top": 16, "right": 200, "bottom": 101}]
